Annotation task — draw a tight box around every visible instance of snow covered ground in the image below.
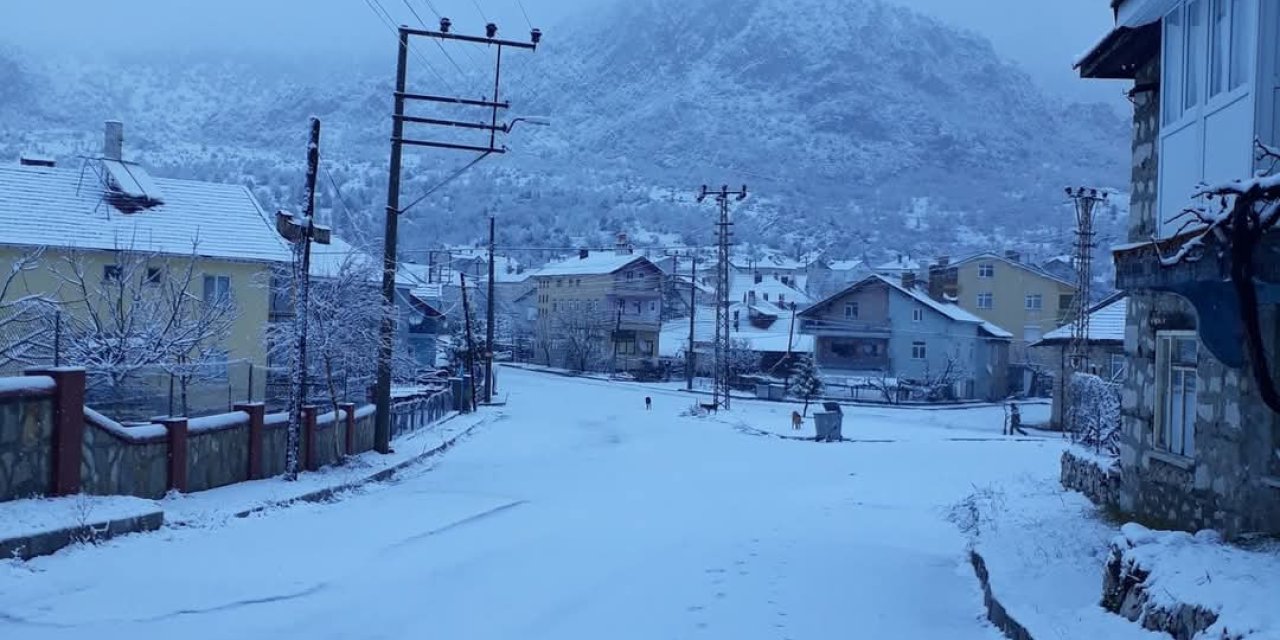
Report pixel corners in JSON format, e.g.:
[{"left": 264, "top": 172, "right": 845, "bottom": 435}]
[{"left": 0, "top": 368, "right": 1069, "bottom": 639}]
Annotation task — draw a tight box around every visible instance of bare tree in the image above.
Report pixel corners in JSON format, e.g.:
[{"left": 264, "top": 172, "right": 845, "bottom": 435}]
[
  {"left": 53, "top": 243, "right": 237, "bottom": 415},
  {"left": 0, "top": 247, "right": 57, "bottom": 372},
  {"left": 910, "top": 356, "right": 967, "bottom": 402},
  {"left": 867, "top": 369, "right": 900, "bottom": 405},
  {"left": 556, "top": 307, "right": 609, "bottom": 372},
  {"left": 1158, "top": 140, "right": 1280, "bottom": 413}
]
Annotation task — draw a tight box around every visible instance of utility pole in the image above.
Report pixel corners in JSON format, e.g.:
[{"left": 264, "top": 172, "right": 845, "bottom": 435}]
[
  {"left": 696, "top": 184, "right": 747, "bottom": 411},
  {"left": 485, "top": 216, "right": 496, "bottom": 404},
  {"left": 611, "top": 300, "right": 624, "bottom": 375},
  {"left": 278, "top": 117, "right": 331, "bottom": 480},
  {"left": 784, "top": 301, "right": 797, "bottom": 395},
  {"left": 687, "top": 254, "right": 697, "bottom": 391},
  {"left": 460, "top": 273, "right": 478, "bottom": 412},
  {"left": 373, "top": 20, "right": 540, "bottom": 453},
  {"left": 1065, "top": 186, "right": 1107, "bottom": 433}
]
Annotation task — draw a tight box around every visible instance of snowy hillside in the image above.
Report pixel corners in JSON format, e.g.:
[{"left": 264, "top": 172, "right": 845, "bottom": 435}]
[{"left": 0, "top": 0, "right": 1130, "bottom": 268}]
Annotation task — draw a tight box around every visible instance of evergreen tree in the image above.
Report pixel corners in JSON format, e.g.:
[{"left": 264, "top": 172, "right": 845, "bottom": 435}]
[{"left": 790, "top": 354, "right": 823, "bottom": 417}]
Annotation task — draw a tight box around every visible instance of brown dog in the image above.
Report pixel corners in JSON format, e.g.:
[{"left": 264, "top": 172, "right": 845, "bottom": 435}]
[{"left": 791, "top": 411, "right": 803, "bottom": 430}]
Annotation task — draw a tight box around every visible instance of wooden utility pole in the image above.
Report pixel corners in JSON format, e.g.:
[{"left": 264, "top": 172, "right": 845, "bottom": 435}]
[
  {"left": 280, "top": 117, "right": 331, "bottom": 480},
  {"left": 373, "top": 20, "right": 539, "bottom": 454},
  {"left": 460, "top": 273, "right": 478, "bottom": 412},
  {"left": 784, "top": 301, "right": 797, "bottom": 395},
  {"left": 485, "top": 216, "right": 496, "bottom": 404}
]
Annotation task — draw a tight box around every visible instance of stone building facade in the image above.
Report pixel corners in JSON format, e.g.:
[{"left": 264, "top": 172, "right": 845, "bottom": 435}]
[{"left": 1079, "top": 7, "right": 1280, "bottom": 537}]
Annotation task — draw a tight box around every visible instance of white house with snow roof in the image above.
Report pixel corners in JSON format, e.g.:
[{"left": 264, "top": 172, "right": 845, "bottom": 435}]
[
  {"left": 1030, "top": 293, "right": 1129, "bottom": 429},
  {"left": 799, "top": 274, "right": 1011, "bottom": 401},
  {"left": 0, "top": 122, "right": 292, "bottom": 410}
]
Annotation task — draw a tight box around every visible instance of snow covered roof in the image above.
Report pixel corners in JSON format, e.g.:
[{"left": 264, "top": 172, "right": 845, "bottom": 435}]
[
  {"left": 533, "top": 253, "right": 654, "bottom": 277},
  {"left": 1036, "top": 295, "right": 1128, "bottom": 346},
  {"left": 307, "top": 236, "right": 418, "bottom": 288},
  {"left": 734, "top": 272, "right": 813, "bottom": 307},
  {"left": 874, "top": 255, "right": 920, "bottom": 272},
  {"left": 658, "top": 314, "right": 813, "bottom": 358},
  {"left": 0, "top": 163, "right": 291, "bottom": 263},
  {"left": 827, "top": 259, "right": 863, "bottom": 272}
]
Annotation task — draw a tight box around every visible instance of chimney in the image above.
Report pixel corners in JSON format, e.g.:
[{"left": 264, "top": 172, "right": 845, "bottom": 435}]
[
  {"left": 1004, "top": 250, "right": 1021, "bottom": 263},
  {"left": 901, "top": 272, "right": 917, "bottom": 290},
  {"left": 935, "top": 255, "right": 950, "bottom": 269},
  {"left": 103, "top": 121, "right": 124, "bottom": 161},
  {"left": 579, "top": 248, "right": 589, "bottom": 260}
]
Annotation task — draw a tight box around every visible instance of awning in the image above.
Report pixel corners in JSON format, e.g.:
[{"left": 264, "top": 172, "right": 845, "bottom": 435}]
[{"left": 1076, "top": 21, "right": 1160, "bottom": 79}]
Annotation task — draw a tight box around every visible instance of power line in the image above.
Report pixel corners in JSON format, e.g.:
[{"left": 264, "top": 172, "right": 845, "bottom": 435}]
[
  {"left": 514, "top": 0, "right": 534, "bottom": 29},
  {"left": 364, "top": 0, "right": 459, "bottom": 95},
  {"left": 471, "top": 0, "right": 490, "bottom": 23}
]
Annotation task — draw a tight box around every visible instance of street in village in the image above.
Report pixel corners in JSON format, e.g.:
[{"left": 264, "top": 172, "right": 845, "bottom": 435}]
[{"left": 0, "top": 368, "right": 1063, "bottom": 640}]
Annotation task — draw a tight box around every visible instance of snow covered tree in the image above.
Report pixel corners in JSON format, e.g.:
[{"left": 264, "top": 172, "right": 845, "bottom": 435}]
[
  {"left": 790, "top": 354, "right": 823, "bottom": 417},
  {"left": 0, "top": 247, "right": 57, "bottom": 372},
  {"left": 52, "top": 244, "right": 237, "bottom": 415},
  {"left": 1066, "top": 373, "right": 1121, "bottom": 456},
  {"left": 556, "top": 308, "right": 609, "bottom": 372},
  {"left": 1160, "top": 140, "right": 1280, "bottom": 414},
  {"left": 726, "top": 338, "right": 761, "bottom": 383}
]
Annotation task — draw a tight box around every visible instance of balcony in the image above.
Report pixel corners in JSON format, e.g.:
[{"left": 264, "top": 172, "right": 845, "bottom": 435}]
[
  {"left": 1113, "top": 231, "right": 1280, "bottom": 369},
  {"left": 799, "top": 318, "right": 892, "bottom": 338}
]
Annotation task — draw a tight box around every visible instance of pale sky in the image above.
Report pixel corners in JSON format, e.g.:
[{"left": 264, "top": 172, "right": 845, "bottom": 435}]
[{"left": 0, "top": 0, "right": 1125, "bottom": 105}]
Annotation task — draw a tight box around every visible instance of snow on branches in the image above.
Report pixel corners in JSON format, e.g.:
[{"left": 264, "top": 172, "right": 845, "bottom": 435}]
[
  {"left": 789, "top": 353, "right": 823, "bottom": 417},
  {"left": 1067, "top": 372, "right": 1121, "bottom": 456},
  {"left": 1157, "top": 139, "right": 1280, "bottom": 413}
]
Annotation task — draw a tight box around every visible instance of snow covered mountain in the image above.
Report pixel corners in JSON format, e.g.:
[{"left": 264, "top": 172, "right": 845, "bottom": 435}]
[{"left": 0, "top": 0, "right": 1129, "bottom": 268}]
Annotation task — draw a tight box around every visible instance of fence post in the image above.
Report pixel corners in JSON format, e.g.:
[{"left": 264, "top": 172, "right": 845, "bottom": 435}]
[
  {"left": 158, "top": 417, "right": 189, "bottom": 493},
  {"left": 302, "top": 406, "right": 318, "bottom": 472},
  {"left": 26, "top": 367, "right": 85, "bottom": 497},
  {"left": 339, "top": 402, "right": 357, "bottom": 454},
  {"left": 234, "top": 402, "right": 265, "bottom": 480}
]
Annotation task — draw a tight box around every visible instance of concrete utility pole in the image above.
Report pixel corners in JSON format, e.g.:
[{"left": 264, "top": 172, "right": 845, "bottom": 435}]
[
  {"left": 460, "top": 272, "right": 478, "bottom": 412},
  {"left": 278, "top": 117, "right": 332, "bottom": 480},
  {"left": 485, "top": 216, "right": 496, "bottom": 404},
  {"left": 373, "top": 19, "right": 539, "bottom": 453},
  {"left": 696, "top": 184, "right": 747, "bottom": 411},
  {"left": 687, "top": 254, "right": 697, "bottom": 391}
]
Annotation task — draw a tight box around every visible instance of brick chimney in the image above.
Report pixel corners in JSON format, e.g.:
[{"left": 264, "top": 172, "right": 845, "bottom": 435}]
[
  {"left": 103, "top": 120, "right": 124, "bottom": 161},
  {"left": 901, "top": 272, "right": 917, "bottom": 290}
]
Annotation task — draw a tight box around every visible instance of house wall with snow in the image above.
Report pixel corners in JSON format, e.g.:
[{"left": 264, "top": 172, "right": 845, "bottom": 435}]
[{"left": 1080, "top": 0, "right": 1280, "bottom": 537}]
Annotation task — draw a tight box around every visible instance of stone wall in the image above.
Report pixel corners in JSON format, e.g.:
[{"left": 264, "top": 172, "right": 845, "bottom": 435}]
[
  {"left": 261, "top": 415, "right": 289, "bottom": 478},
  {"left": 1060, "top": 448, "right": 1121, "bottom": 508},
  {"left": 353, "top": 406, "right": 376, "bottom": 453},
  {"left": 0, "top": 381, "right": 54, "bottom": 501},
  {"left": 80, "top": 413, "right": 169, "bottom": 499},
  {"left": 186, "top": 412, "right": 252, "bottom": 493}
]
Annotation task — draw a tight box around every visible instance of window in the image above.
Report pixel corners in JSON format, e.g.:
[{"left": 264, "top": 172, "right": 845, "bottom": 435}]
[
  {"left": 844, "top": 302, "right": 859, "bottom": 319},
  {"left": 977, "top": 293, "right": 993, "bottom": 309},
  {"left": 763, "top": 293, "right": 770, "bottom": 302},
  {"left": 640, "top": 340, "right": 654, "bottom": 356},
  {"left": 145, "top": 267, "right": 164, "bottom": 285},
  {"left": 1209, "top": 0, "right": 1229, "bottom": 96},
  {"left": 1058, "top": 294, "right": 1075, "bottom": 312},
  {"left": 1164, "top": 6, "right": 1185, "bottom": 124},
  {"left": 912, "top": 307, "right": 923, "bottom": 322},
  {"left": 626, "top": 270, "right": 635, "bottom": 281},
  {"left": 202, "top": 275, "right": 231, "bottom": 307},
  {"left": 1156, "top": 333, "right": 1198, "bottom": 457},
  {"left": 911, "top": 341, "right": 927, "bottom": 360},
  {"left": 1229, "top": 0, "right": 1252, "bottom": 89},
  {"left": 1025, "top": 294, "right": 1043, "bottom": 310},
  {"left": 1184, "top": 0, "right": 1206, "bottom": 112},
  {"left": 1110, "top": 353, "right": 1128, "bottom": 382},
  {"left": 103, "top": 264, "right": 123, "bottom": 282},
  {"left": 650, "top": 301, "right": 656, "bottom": 312},
  {"left": 978, "top": 263, "right": 994, "bottom": 278}
]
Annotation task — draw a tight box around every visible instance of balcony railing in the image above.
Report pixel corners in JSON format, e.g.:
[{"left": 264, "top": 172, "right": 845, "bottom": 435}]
[{"left": 800, "top": 318, "right": 892, "bottom": 337}]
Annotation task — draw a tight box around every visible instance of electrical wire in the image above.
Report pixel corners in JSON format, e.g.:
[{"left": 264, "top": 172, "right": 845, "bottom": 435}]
[
  {"left": 398, "top": 151, "right": 494, "bottom": 216},
  {"left": 363, "top": 0, "right": 459, "bottom": 95}
]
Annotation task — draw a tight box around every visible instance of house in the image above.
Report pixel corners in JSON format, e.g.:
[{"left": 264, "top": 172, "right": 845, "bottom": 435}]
[
  {"left": 0, "top": 121, "right": 292, "bottom": 416},
  {"left": 874, "top": 254, "right": 922, "bottom": 280},
  {"left": 531, "top": 250, "right": 664, "bottom": 373},
  {"left": 1078, "top": 0, "right": 1280, "bottom": 536},
  {"left": 926, "top": 251, "right": 1078, "bottom": 364},
  {"left": 799, "top": 274, "right": 1012, "bottom": 401},
  {"left": 734, "top": 271, "right": 812, "bottom": 315},
  {"left": 659, "top": 303, "right": 814, "bottom": 377},
  {"left": 1030, "top": 293, "right": 1129, "bottom": 430},
  {"left": 804, "top": 258, "right": 866, "bottom": 300}
]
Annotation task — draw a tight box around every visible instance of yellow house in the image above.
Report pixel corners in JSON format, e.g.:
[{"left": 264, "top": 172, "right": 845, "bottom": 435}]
[
  {"left": 0, "top": 126, "right": 292, "bottom": 417},
  {"left": 926, "top": 252, "right": 1077, "bottom": 363}
]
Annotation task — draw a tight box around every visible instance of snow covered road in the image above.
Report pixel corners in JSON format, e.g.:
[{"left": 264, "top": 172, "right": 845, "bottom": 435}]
[{"left": 1, "top": 368, "right": 1065, "bottom": 639}]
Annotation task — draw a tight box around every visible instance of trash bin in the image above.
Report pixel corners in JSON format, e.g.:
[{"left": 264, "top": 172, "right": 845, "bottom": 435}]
[{"left": 813, "top": 411, "right": 843, "bottom": 442}]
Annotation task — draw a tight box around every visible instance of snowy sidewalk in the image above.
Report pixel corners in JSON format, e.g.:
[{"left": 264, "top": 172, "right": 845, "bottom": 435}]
[
  {"left": 0, "top": 495, "right": 163, "bottom": 561},
  {"left": 164, "top": 409, "right": 491, "bottom": 526},
  {"left": 0, "top": 410, "right": 492, "bottom": 559},
  {"left": 957, "top": 475, "right": 1166, "bottom": 640}
]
